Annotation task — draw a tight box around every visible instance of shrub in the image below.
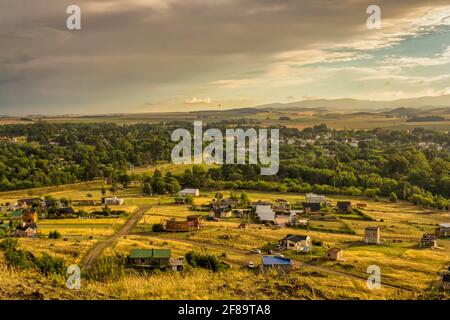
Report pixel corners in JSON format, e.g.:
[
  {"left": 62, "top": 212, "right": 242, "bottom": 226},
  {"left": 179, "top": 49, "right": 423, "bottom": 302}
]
[
  {"left": 33, "top": 253, "right": 66, "bottom": 276},
  {"left": 389, "top": 192, "right": 398, "bottom": 203},
  {"left": 87, "top": 254, "right": 126, "bottom": 282},
  {"left": 185, "top": 251, "right": 224, "bottom": 272},
  {"left": 48, "top": 230, "right": 62, "bottom": 239},
  {"left": 152, "top": 223, "right": 165, "bottom": 232}
]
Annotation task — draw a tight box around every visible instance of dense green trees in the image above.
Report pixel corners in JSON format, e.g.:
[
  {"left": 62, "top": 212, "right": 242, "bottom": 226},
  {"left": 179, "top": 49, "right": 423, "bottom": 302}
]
[{"left": 0, "top": 122, "right": 448, "bottom": 209}]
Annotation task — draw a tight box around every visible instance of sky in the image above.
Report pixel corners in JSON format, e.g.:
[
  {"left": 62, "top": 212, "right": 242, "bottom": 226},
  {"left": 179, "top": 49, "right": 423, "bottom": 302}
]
[{"left": 0, "top": 0, "right": 449, "bottom": 115}]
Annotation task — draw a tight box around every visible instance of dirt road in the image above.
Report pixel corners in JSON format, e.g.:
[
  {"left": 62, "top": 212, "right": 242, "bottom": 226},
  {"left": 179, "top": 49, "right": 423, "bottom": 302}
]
[
  {"left": 82, "top": 206, "right": 150, "bottom": 271},
  {"left": 135, "top": 233, "right": 409, "bottom": 290}
]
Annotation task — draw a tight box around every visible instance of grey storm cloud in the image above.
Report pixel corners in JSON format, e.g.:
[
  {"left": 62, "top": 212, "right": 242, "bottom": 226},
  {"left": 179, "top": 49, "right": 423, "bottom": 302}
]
[{"left": 0, "top": 0, "right": 448, "bottom": 114}]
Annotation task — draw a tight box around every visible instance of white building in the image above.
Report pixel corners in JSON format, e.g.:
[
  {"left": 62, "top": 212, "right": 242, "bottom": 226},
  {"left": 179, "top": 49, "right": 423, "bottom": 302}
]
[
  {"left": 104, "top": 197, "right": 124, "bottom": 205},
  {"left": 305, "top": 193, "right": 326, "bottom": 204},
  {"left": 256, "top": 205, "right": 276, "bottom": 223},
  {"left": 179, "top": 188, "right": 200, "bottom": 197}
]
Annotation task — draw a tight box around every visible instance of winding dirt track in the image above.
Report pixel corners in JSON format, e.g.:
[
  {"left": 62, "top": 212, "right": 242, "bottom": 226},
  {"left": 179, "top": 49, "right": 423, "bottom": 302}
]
[
  {"left": 82, "top": 206, "right": 150, "bottom": 271},
  {"left": 135, "top": 233, "right": 410, "bottom": 291}
]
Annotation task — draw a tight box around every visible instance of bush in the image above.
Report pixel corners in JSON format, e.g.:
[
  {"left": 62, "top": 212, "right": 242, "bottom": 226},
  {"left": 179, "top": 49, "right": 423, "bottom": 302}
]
[
  {"left": 87, "top": 254, "right": 126, "bottom": 282},
  {"left": 48, "top": 230, "right": 62, "bottom": 239},
  {"left": 185, "top": 251, "right": 224, "bottom": 272},
  {"left": 389, "top": 192, "right": 398, "bottom": 203},
  {"left": 152, "top": 223, "right": 165, "bottom": 232},
  {"left": 33, "top": 253, "right": 66, "bottom": 276}
]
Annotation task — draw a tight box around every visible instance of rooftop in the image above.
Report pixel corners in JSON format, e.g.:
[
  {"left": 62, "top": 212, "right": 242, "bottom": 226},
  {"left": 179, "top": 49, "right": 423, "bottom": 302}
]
[
  {"left": 284, "top": 234, "right": 309, "bottom": 243},
  {"left": 129, "top": 248, "right": 172, "bottom": 259},
  {"left": 262, "top": 256, "right": 292, "bottom": 266}
]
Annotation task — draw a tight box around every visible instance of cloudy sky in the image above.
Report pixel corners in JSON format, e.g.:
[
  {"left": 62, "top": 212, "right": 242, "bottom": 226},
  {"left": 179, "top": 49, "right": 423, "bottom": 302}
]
[{"left": 0, "top": 0, "right": 449, "bottom": 115}]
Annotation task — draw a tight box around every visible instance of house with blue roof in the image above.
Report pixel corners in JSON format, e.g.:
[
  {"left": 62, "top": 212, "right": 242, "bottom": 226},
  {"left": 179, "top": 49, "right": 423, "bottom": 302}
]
[{"left": 261, "top": 255, "right": 293, "bottom": 273}]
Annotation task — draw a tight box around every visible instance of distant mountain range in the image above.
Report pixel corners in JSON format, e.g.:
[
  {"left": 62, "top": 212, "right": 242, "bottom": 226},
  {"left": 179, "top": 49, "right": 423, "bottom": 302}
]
[{"left": 251, "top": 94, "right": 450, "bottom": 112}]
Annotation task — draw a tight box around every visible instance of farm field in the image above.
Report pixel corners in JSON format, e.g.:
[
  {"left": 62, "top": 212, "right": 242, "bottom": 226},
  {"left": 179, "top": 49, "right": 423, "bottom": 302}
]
[{"left": 0, "top": 183, "right": 449, "bottom": 300}]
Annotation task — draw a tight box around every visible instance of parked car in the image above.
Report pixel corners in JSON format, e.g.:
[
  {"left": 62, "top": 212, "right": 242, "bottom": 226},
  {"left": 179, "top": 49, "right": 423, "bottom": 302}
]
[
  {"left": 250, "top": 249, "right": 261, "bottom": 254},
  {"left": 213, "top": 217, "right": 220, "bottom": 222},
  {"left": 274, "top": 253, "right": 285, "bottom": 258},
  {"left": 247, "top": 261, "right": 255, "bottom": 269}
]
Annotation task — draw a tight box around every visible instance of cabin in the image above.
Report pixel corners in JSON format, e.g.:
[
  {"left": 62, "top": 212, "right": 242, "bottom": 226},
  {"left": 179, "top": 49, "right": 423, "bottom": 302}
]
[
  {"left": 272, "top": 199, "right": 291, "bottom": 214},
  {"left": 22, "top": 211, "right": 38, "bottom": 224},
  {"left": 436, "top": 223, "right": 450, "bottom": 238},
  {"left": 104, "top": 197, "right": 124, "bottom": 205},
  {"left": 72, "top": 199, "right": 97, "bottom": 206},
  {"left": 12, "top": 223, "right": 37, "bottom": 238},
  {"left": 127, "top": 248, "right": 172, "bottom": 268},
  {"left": 364, "top": 226, "right": 380, "bottom": 244},
  {"left": 261, "top": 256, "right": 293, "bottom": 273},
  {"left": 53, "top": 207, "right": 76, "bottom": 217},
  {"left": 326, "top": 248, "right": 343, "bottom": 261},
  {"left": 251, "top": 200, "right": 272, "bottom": 207},
  {"left": 420, "top": 234, "right": 438, "bottom": 248},
  {"left": 255, "top": 205, "right": 276, "bottom": 224},
  {"left": 165, "top": 215, "right": 202, "bottom": 232},
  {"left": 170, "top": 257, "right": 184, "bottom": 271},
  {"left": 280, "top": 234, "right": 312, "bottom": 252},
  {"left": 337, "top": 201, "right": 352, "bottom": 214},
  {"left": 18, "top": 198, "right": 43, "bottom": 207},
  {"left": 215, "top": 208, "right": 233, "bottom": 218},
  {"left": 302, "top": 202, "right": 321, "bottom": 213},
  {"left": 10, "top": 210, "right": 23, "bottom": 221},
  {"left": 179, "top": 188, "right": 200, "bottom": 197},
  {"left": 305, "top": 193, "right": 326, "bottom": 204}
]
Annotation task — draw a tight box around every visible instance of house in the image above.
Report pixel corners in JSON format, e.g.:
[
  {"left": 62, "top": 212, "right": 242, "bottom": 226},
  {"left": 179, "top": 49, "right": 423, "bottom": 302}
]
[
  {"left": 302, "top": 202, "right": 321, "bottom": 213},
  {"left": 215, "top": 208, "right": 233, "bottom": 218},
  {"left": 280, "top": 234, "right": 312, "bottom": 252},
  {"left": 420, "top": 234, "right": 438, "bottom": 248},
  {"left": 261, "top": 256, "right": 293, "bottom": 273},
  {"left": 104, "top": 197, "right": 124, "bottom": 205},
  {"left": 12, "top": 223, "right": 37, "bottom": 238},
  {"left": 0, "top": 224, "right": 9, "bottom": 232},
  {"left": 8, "top": 202, "right": 19, "bottom": 211},
  {"left": 326, "top": 248, "right": 343, "bottom": 261},
  {"left": 72, "top": 199, "right": 97, "bottom": 206},
  {"left": 272, "top": 199, "right": 291, "bottom": 214},
  {"left": 18, "top": 198, "right": 43, "bottom": 207},
  {"left": 127, "top": 248, "right": 172, "bottom": 268},
  {"left": 255, "top": 205, "right": 276, "bottom": 224},
  {"left": 364, "top": 226, "right": 381, "bottom": 244},
  {"left": 337, "top": 201, "right": 352, "bottom": 214},
  {"left": 436, "top": 223, "right": 450, "bottom": 238},
  {"left": 10, "top": 210, "right": 23, "bottom": 221},
  {"left": 179, "top": 188, "right": 200, "bottom": 197},
  {"left": 22, "top": 211, "right": 38, "bottom": 224},
  {"left": 52, "top": 207, "right": 76, "bottom": 217},
  {"left": 305, "top": 193, "right": 327, "bottom": 204},
  {"left": 251, "top": 200, "right": 272, "bottom": 207},
  {"left": 165, "top": 215, "right": 202, "bottom": 232},
  {"left": 170, "top": 257, "right": 184, "bottom": 271},
  {"left": 443, "top": 274, "right": 450, "bottom": 291}
]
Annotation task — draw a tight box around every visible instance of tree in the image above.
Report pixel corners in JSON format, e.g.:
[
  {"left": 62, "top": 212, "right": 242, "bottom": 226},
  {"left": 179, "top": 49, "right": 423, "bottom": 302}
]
[
  {"left": 389, "top": 192, "right": 398, "bottom": 203},
  {"left": 118, "top": 173, "right": 131, "bottom": 188},
  {"left": 143, "top": 182, "right": 152, "bottom": 195},
  {"left": 364, "top": 188, "right": 378, "bottom": 199},
  {"left": 101, "top": 186, "right": 106, "bottom": 196}
]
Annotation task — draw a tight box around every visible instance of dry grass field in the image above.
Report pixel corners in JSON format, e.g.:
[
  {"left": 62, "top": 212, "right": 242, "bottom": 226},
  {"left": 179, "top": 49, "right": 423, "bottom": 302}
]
[{"left": 0, "top": 185, "right": 449, "bottom": 300}]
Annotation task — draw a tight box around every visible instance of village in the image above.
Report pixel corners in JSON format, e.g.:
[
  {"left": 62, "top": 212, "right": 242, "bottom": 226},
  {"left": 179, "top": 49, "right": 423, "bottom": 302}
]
[{"left": 1, "top": 185, "right": 449, "bottom": 295}]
